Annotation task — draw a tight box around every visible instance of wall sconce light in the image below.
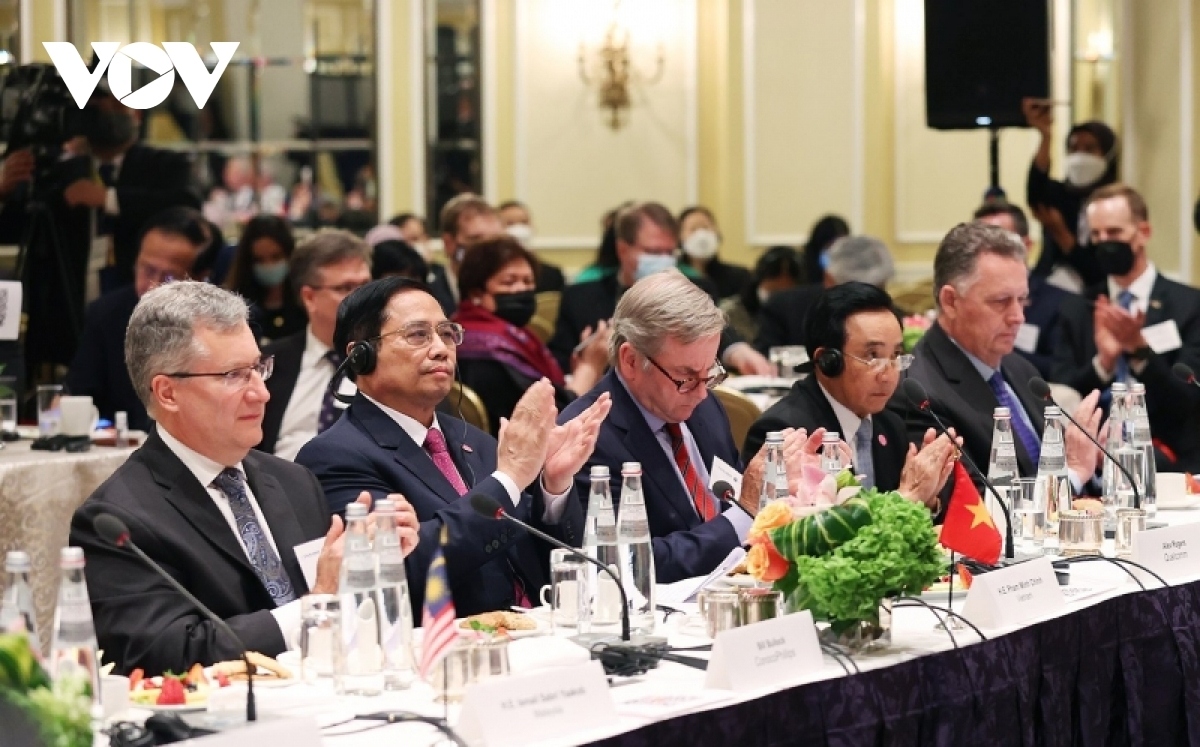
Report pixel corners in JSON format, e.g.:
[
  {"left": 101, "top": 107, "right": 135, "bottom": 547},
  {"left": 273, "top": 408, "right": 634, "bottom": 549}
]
[{"left": 577, "top": 0, "right": 664, "bottom": 130}]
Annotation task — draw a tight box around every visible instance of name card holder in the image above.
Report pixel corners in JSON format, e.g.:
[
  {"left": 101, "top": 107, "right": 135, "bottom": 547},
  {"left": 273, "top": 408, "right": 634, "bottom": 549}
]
[
  {"left": 960, "top": 556, "right": 1065, "bottom": 630},
  {"left": 1131, "top": 522, "right": 1200, "bottom": 584},
  {"left": 456, "top": 661, "right": 616, "bottom": 747},
  {"left": 705, "top": 610, "right": 823, "bottom": 692}
]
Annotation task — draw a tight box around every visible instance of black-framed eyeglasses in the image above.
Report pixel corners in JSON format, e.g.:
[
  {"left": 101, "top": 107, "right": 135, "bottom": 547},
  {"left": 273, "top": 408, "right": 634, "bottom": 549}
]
[
  {"left": 164, "top": 355, "right": 274, "bottom": 388},
  {"left": 845, "top": 351, "right": 914, "bottom": 373},
  {"left": 306, "top": 280, "right": 371, "bottom": 295},
  {"left": 644, "top": 354, "right": 727, "bottom": 394},
  {"left": 377, "top": 321, "right": 465, "bottom": 348}
]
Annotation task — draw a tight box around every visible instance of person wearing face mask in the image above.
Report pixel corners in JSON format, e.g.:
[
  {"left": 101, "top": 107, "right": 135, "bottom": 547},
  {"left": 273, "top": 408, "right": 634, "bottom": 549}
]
[
  {"left": 1051, "top": 184, "right": 1200, "bottom": 472},
  {"left": 1023, "top": 98, "right": 1120, "bottom": 292},
  {"left": 720, "top": 246, "right": 802, "bottom": 343},
  {"left": 498, "top": 199, "right": 566, "bottom": 293},
  {"left": 677, "top": 206, "right": 752, "bottom": 301},
  {"left": 224, "top": 215, "right": 306, "bottom": 345},
  {"left": 452, "top": 236, "right": 607, "bottom": 434}
]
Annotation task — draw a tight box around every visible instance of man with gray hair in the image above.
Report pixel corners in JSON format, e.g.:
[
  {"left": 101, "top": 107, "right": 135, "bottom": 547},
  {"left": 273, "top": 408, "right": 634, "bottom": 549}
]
[
  {"left": 69, "top": 281, "right": 418, "bottom": 675},
  {"left": 258, "top": 229, "right": 373, "bottom": 459},
  {"left": 824, "top": 235, "right": 896, "bottom": 288},
  {"left": 559, "top": 270, "right": 799, "bottom": 582}
]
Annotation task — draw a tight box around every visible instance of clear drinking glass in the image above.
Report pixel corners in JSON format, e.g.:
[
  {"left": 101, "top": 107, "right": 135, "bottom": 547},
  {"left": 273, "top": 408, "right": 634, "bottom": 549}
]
[
  {"left": 0, "top": 397, "right": 16, "bottom": 434},
  {"left": 299, "top": 594, "right": 342, "bottom": 685},
  {"left": 769, "top": 346, "right": 809, "bottom": 379},
  {"left": 540, "top": 549, "right": 589, "bottom": 634},
  {"left": 1010, "top": 477, "right": 1044, "bottom": 554},
  {"left": 429, "top": 645, "right": 471, "bottom": 703},
  {"left": 36, "top": 385, "right": 62, "bottom": 437}
]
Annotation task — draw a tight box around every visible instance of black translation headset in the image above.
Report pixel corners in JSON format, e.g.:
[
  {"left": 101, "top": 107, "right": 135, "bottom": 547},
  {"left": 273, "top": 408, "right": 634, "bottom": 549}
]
[{"left": 814, "top": 347, "right": 844, "bottom": 378}]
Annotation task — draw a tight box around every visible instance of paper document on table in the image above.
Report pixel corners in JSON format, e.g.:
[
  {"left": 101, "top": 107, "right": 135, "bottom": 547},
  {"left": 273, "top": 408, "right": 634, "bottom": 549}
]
[
  {"left": 613, "top": 689, "right": 735, "bottom": 720},
  {"left": 657, "top": 546, "right": 747, "bottom": 607}
]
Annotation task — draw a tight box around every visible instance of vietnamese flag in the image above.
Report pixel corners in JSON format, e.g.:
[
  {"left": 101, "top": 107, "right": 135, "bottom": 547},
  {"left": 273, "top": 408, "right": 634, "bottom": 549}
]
[{"left": 938, "top": 462, "right": 1001, "bottom": 565}]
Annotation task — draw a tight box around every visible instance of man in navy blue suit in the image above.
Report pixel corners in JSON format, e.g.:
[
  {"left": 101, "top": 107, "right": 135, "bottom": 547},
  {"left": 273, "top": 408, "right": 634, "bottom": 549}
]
[
  {"left": 296, "top": 277, "right": 610, "bottom": 616},
  {"left": 559, "top": 270, "right": 794, "bottom": 584}
]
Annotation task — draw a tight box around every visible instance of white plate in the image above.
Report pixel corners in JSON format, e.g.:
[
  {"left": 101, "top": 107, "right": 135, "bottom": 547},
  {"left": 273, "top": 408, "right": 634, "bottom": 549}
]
[
  {"left": 138, "top": 701, "right": 208, "bottom": 713},
  {"left": 1156, "top": 494, "right": 1200, "bottom": 510},
  {"left": 456, "top": 612, "right": 548, "bottom": 639},
  {"left": 718, "top": 574, "right": 759, "bottom": 588}
]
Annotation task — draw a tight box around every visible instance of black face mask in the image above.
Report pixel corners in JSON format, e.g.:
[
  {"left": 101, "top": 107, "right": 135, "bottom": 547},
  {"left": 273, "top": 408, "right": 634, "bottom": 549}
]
[
  {"left": 88, "top": 111, "right": 136, "bottom": 150},
  {"left": 492, "top": 290, "right": 537, "bottom": 328},
  {"left": 1094, "top": 240, "right": 1136, "bottom": 276}
]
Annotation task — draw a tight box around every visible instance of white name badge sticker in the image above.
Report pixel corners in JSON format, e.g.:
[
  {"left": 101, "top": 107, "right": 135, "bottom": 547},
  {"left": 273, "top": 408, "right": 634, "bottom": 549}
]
[
  {"left": 456, "top": 661, "right": 616, "bottom": 747},
  {"left": 705, "top": 610, "right": 823, "bottom": 692},
  {"left": 960, "top": 556, "right": 1065, "bottom": 630},
  {"left": 1142, "top": 320, "right": 1183, "bottom": 354},
  {"left": 1131, "top": 522, "right": 1200, "bottom": 583},
  {"left": 708, "top": 456, "right": 744, "bottom": 501},
  {"left": 1014, "top": 323, "right": 1040, "bottom": 354}
]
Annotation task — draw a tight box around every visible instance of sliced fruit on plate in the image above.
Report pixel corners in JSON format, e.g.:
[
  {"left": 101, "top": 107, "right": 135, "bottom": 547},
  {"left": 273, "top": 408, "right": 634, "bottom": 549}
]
[
  {"left": 1186, "top": 473, "right": 1200, "bottom": 494},
  {"left": 156, "top": 676, "right": 186, "bottom": 706}
]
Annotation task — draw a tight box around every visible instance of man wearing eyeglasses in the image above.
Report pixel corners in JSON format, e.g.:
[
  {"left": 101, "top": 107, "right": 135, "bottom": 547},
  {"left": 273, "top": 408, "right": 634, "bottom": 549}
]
[
  {"left": 257, "top": 230, "right": 373, "bottom": 460},
  {"left": 66, "top": 206, "right": 207, "bottom": 431},
  {"left": 296, "top": 277, "right": 611, "bottom": 618},
  {"left": 744, "top": 283, "right": 957, "bottom": 515},
  {"left": 70, "top": 281, "right": 420, "bottom": 675}
]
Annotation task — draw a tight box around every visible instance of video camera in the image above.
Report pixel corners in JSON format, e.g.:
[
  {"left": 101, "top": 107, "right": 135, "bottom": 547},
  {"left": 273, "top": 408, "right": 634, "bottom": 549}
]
[{"left": 0, "top": 63, "right": 96, "bottom": 193}]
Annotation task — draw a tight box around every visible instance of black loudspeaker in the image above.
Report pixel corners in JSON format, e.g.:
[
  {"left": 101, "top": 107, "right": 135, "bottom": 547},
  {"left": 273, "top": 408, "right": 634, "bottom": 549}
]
[
  {"left": 924, "top": 0, "right": 1050, "bottom": 130},
  {"left": 815, "top": 348, "right": 844, "bottom": 378}
]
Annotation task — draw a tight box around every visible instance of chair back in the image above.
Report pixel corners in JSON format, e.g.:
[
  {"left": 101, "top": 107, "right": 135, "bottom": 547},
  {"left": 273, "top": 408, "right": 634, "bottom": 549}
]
[
  {"left": 712, "top": 385, "right": 763, "bottom": 452},
  {"left": 447, "top": 381, "right": 491, "bottom": 435}
]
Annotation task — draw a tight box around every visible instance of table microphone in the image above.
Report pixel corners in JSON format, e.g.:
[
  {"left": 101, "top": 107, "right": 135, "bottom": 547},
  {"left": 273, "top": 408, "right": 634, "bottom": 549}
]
[
  {"left": 1173, "top": 362, "right": 1199, "bottom": 387},
  {"left": 711, "top": 479, "right": 756, "bottom": 518},
  {"left": 901, "top": 378, "right": 1015, "bottom": 559},
  {"left": 1027, "top": 376, "right": 1141, "bottom": 510},
  {"left": 93, "top": 513, "right": 257, "bottom": 722},
  {"left": 467, "top": 493, "right": 631, "bottom": 642}
]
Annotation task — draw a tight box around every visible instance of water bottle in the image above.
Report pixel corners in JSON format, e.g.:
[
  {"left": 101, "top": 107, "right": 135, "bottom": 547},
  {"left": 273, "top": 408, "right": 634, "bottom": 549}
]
[
  {"left": 1113, "top": 402, "right": 1145, "bottom": 520},
  {"left": 986, "top": 407, "right": 1017, "bottom": 552},
  {"left": 1128, "top": 382, "right": 1157, "bottom": 516},
  {"left": 0, "top": 551, "right": 39, "bottom": 645},
  {"left": 1035, "top": 406, "right": 1070, "bottom": 548},
  {"left": 49, "top": 548, "right": 101, "bottom": 713},
  {"left": 758, "top": 431, "right": 788, "bottom": 508},
  {"left": 372, "top": 499, "right": 415, "bottom": 690},
  {"left": 582, "top": 466, "right": 620, "bottom": 629},
  {"left": 616, "top": 462, "right": 656, "bottom": 634},
  {"left": 1101, "top": 382, "right": 1129, "bottom": 523},
  {"left": 338, "top": 503, "right": 383, "bottom": 695},
  {"left": 820, "top": 432, "right": 843, "bottom": 475}
]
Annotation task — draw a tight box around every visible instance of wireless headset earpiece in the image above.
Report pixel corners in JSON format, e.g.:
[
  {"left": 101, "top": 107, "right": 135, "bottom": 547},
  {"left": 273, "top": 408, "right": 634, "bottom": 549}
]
[{"left": 815, "top": 348, "right": 844, "bottom": 377}]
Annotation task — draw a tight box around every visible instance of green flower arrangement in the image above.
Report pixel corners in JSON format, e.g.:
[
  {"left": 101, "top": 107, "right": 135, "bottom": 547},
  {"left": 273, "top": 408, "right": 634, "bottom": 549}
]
[{"left": 0, "top": 633, "right": 93, "bottom": 747}]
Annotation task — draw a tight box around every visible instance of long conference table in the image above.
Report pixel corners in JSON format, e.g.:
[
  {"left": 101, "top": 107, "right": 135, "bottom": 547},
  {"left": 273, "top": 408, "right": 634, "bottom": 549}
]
[{"left": 164, "top": 502, "right": 1200, "bottom": 747}]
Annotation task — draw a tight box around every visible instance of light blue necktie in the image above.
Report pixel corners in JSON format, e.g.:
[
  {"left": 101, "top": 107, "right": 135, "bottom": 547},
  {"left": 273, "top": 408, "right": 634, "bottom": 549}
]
[
  {"left": 1113, "top": 289, "right": 1135, "bottom": 384},
  {"left": 212, "top": 468, "right": 296, "bottom": 605},
  {"left": 855, "top": 421, "right": 875, "bottom": 490}
]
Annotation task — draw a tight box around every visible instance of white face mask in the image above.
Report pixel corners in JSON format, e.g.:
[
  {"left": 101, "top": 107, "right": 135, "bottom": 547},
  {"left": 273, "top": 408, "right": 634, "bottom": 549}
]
[
  {"left": 505, "top": 223, "right": 534, "bottom": 247},
  {"left": 1065, "top": 152, "right": 1108, "bottom": 187},
  {"left": 682, "top": 228, "right": 720, "bottom": 260},
  {"left": 756, "top": 287, "right": 770, "bottom": 305}
]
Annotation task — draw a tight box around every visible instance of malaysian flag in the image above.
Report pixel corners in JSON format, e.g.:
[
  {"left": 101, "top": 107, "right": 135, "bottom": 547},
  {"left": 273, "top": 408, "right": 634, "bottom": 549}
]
[{"left": 419, "top": 524, "right": 458, "bottom": 680}]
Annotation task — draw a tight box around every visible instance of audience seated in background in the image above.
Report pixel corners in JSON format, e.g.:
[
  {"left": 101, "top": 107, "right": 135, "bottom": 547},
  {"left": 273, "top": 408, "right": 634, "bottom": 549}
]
[
  {"left": 435, "top": 195, "right": 506, "bottom": 314},
  {"left": 258, "top": 229, "right": 373, "bottom": 460},
  {"left": 573, "top": 201, "right": 635, "bottom": 285},
  {"left": 498, "top": 199, "right": 566, "bottom": 293},
  {"left": 223, "top": 215, "right": 307, "bottom": 345},
  {"left": 296, "top": 277, "right": 611, "bottom": 617},
  {"left": 973, "top": 201, "right": 1069, "bottom": 380},
  {"left": 744, "top": 282, "right": 956, "bottom": 518},
  {"left": 452, "top": 236, "right": 608, "bottom": 433},
  {"left": 66, "top": 207, "right": 208, "bottom": 431},
  {"left": 69, "top": 281, "right": 419, "bottom": 675},
  {"left": 799, "top": 214, "right": 851, "bottom": 286},
  {"left": 1051, "top": 184, "right": 1200, "bottom": 472},
  {"left": 755, "top": 234, "right": 893, "bottom": 355},
  {"left": 550, "top": 201, "right": 773, "bottom": 376},
  {"left": 720, "top": 245, "right": 802, "bottom": 343},
  {"left": 372, "top": 239, "right": 429, "bottom": 282},
  {"left": 387, "top": 212, "right": 432, "bottom": 261},
  {"left": 677, "top": 205, "right": 752, "bottom": 300}
]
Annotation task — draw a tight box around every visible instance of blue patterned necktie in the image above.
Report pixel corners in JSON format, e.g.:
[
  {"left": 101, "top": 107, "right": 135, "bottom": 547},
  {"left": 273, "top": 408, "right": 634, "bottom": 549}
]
[
  {"left": 854, "top": 421, "right": 875, "bottom": 490},
  {"left": 1113, "top": 289, "right": 1135, "bottom": 384},
  {"left": 317, "top": 350, "right": 346, "bottom": 433},
  {"left": 212, "top": 468, "right": 296, "bottom": 605},
  {"left": 988, "top": 372, "right": 1041, "bottom": 468}
]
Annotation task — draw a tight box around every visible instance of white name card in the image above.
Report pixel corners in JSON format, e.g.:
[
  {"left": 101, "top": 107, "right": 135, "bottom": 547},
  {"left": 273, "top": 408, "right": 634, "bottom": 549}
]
[
  {"left": 704, "top": 609, "right": 823, "bottom": 692},
  {"left": 456, "top": 661, "right": 616, "bottom": 747},
  {"left": 1132, "top": 522, "right": 1200, "bottom": 583},
  {"left": 960, "top": 556, "right": 1065, "bottom": 630}
]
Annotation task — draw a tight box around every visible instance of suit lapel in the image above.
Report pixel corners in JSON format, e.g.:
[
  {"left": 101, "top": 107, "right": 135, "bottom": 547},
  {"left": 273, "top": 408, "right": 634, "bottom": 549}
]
[
  {"left": 242, "top": 451, "right": 310, "bottom": 592},
  {"left": 350, "top": 395, "right": 464, "bottom": 505}
]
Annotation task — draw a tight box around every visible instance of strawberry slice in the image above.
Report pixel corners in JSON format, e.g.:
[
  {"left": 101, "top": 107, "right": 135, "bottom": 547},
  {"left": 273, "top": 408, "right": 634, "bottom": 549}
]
[
  {"left": 156, "top": 676, "right": 186, "bottom": 706},
  {"left": 128, "top": 668, "right": 144, "bottom": 691}
]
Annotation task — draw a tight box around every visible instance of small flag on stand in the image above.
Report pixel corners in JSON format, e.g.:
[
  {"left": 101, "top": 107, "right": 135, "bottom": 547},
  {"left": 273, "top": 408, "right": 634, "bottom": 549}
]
[
  {"left": 938, "top": 462, "right": 1002, "bottom": 566},
  {"left": 419, "top": 525, "right": 458, "bottom": 680}
]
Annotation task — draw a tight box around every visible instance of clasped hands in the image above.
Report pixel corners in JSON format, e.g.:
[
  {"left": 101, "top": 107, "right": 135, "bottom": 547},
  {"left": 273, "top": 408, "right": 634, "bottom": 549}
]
[{"left": 1093, "top": 295, "right": 1148, "bottom": 374}]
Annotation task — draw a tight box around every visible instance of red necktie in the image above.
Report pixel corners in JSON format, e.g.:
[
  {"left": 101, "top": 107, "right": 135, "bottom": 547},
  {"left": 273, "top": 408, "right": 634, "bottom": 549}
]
[
  {"left": 423, "top": 428, "right": 468, "bottom": 496},
  {"left": 664, "top": 423, "right": 716, "bottom": 521}
]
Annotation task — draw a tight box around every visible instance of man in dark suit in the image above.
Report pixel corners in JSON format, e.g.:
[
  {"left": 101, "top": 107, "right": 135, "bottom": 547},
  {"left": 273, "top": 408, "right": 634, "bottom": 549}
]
[
  {"left": 258, "top": 230, "right": 372, "bottom": 458},
  {"left": 296, "top": 277, "right": 611, "bottom": 617},
  {"left": 65, "top": 207, "right": 208, "bottom": 431},
  {"left": 888, "top": 223, "right": 1102, "bottom": 495},
  {"left": 69, "top": 281, "right": 418, "bottom": 675},
  {"left": 1051, "top": 184, "right": 1200, "bottom": 471},
  {"left": 744, "top": 283, "right": 955, "bottom": 513},
  {"left": 548, "top": 201, "right": 773, "bottom": 376}
]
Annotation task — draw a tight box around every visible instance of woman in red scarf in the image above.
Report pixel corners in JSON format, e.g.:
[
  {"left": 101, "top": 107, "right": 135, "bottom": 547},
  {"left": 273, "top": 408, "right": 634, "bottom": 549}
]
[{"left": 453, "top": 236, "right": 607, "bottom": 433}]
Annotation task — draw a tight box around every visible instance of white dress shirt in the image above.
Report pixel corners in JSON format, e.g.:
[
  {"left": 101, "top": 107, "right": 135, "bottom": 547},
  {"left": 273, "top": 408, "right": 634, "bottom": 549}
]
[
  {"left": 156, "top": 427, "right": 303, "bottom": 645},
  {"left": 817, "top": 381, "right": 868, "bottom": 449},
  {"left": 360, "top": 393, "right": 571, "bottom": 523},
  {"left": 274, "top": 326, "right": 354, "bottom": 461}
]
